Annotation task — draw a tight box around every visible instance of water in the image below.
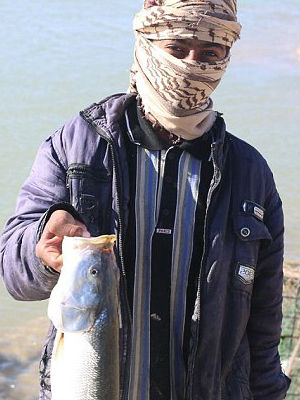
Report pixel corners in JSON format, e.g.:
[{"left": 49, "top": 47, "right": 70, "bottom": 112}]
[{"left": 0, "top": 1, "right": 299, "bottom": 397}]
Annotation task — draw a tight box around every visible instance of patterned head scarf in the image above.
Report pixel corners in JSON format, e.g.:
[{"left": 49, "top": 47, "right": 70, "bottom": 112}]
[
  {"left": 128, "top": 0, "right": 242, "bottom": 139},
  {"left": 133, "top": 0, "right": 241, "bottom": 46}
]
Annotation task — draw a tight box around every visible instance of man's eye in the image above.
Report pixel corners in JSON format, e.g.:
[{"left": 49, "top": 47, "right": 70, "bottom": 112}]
[
  {"left": 167, "top": 45, "right": 185, "bottom": 53},
  {"left": 165, "top": 45, "right": 188, "bottom": 59},
  {"left": 203, "top": 51, "right": 217, "bottom": 57},
  {"left": 200, "top": 50, "right": 221, "bottom": 59},
  {"left": 199, "top": 50, "right": 225, "bottom": 61}
]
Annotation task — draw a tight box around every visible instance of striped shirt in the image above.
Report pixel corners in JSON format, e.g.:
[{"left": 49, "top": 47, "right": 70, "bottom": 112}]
[{"left": 121, "top": 100, "right": 213, "bottom": 400}]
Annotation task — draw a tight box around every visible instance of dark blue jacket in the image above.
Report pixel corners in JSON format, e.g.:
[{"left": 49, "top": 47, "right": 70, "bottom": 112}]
[{"left": 0, "top": 94, "right": 290, "bottom": 399}]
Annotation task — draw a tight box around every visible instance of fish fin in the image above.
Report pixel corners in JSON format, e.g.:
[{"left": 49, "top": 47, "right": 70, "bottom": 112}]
[
  {"left": 51, "top": 331, "right": 66, "bottom": 398},
  {"left": 52, "top": 331, "right": 64, "bottom": 360},
  {"left": 56, "top": 332, "right": 64, "bottom": 359}
]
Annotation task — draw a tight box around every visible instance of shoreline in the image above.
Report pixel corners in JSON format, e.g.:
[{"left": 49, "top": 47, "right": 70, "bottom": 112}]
[{"left": 0, "top": 317, "right": 48, "bottom": 400}]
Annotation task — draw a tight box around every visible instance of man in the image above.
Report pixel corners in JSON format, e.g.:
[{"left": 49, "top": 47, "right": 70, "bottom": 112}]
[{"left": 0, "top": 0, "right": 291, "bottom": 399}]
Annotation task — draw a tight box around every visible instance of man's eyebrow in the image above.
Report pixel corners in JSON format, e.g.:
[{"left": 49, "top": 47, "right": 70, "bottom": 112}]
[{"left": 201, "top": 42, "right": 225, "bottom": 48}]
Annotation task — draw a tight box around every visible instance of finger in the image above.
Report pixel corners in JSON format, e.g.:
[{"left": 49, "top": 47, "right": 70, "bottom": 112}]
[
  {"left": 55, "top": 223, "right": 84, "bottom": 237},
  {"left": 71, "top": 221, "right": 91, "bottom": 237},
  {"left": 81, "top": 229, "right": 91, "bottom": 238},
  {"left": 36, "top": 242, "right": 63, "bottom": 271},
  {"left": 44, "top": 228, "right": 90, "bottom": 243},
  {"left": 44, "top": 235, "right": 63, "bottom": 245},
  {"left": 46, "top": 210, "right": 90, "bottom": 237},
  {"left": 43, "top": 253, "right": 63, "bottom": 272},
  {"left": 50, "top": 254, "right": 63, "bottom": 272}
]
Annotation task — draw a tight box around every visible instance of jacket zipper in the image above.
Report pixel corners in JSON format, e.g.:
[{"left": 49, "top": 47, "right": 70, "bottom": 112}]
[
  {"left": 78, "top": 114, "right": 132, "bottom": 400},
  {"left": 188, "top": 142, "right": 222, "bottom": 399},
  {"left": 109, "top": 141, "right": 132, "bottom": 400}
]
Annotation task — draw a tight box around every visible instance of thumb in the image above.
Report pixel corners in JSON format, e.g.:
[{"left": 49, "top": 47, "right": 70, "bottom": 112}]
[{"left": 59, "top": 223, "right": 88, "bottom": 238}]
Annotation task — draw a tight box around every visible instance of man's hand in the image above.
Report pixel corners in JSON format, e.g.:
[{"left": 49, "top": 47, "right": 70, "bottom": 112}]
[{"left": 35, "top": 210, "right": 90, "bottom": 272}]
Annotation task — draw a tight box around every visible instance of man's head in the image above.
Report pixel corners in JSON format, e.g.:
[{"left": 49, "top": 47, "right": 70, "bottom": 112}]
[{"left": 128, "top": 0, "right": 241, "bottom": 138}]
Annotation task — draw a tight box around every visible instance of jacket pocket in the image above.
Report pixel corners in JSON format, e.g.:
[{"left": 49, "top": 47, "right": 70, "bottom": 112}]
[
  {"left": 233, "top": 214, "right": 272, "bottom": 244},
  {"left": 66, "top": 163, "right": 112, "bottom": 236},
  {"left": 231, "top": 214, "right": 272, "bottom": 295}
]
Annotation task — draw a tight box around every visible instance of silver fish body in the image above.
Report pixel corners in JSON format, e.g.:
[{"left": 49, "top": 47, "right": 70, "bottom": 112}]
[{"left": 48, "top": 235, "right": 119, "bottom": 400}]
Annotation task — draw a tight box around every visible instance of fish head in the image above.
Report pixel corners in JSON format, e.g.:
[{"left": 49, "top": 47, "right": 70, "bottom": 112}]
[{"left": 48, "top": 235, "right": 119, "bottom": 333}]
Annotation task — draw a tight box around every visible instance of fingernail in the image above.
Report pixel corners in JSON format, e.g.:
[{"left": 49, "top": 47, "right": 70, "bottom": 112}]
[{"left": 82, "top": 231, "right": 91, "bottom": 238}]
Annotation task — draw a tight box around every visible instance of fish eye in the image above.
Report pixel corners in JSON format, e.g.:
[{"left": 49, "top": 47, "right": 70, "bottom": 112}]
[{"left": 89, "top": 266, "right": 99, "bottom": 277}]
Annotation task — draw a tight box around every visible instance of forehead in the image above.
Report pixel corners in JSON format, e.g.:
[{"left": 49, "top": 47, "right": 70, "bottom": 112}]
[{"left": 158, "top": 38, "right": 227, "bottom": 49}]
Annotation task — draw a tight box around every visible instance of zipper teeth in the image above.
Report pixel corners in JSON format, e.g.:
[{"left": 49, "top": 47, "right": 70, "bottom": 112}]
[
  {"left": 196, "top": 147, "right": 220, "bottom": 318},
  {"left": 109, "top": 144, "right": 126, "bottom": 276},
  {"left": 189, "top": 143, "right": 221, "bottom": 398},
  {"left": 107, "top": 141, "right": 132, "bottom": 400}
]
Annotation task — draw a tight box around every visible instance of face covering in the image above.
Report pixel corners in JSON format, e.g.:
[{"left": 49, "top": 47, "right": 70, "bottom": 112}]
[{"left": 128, "top": 0, "right": 241, "bottom": 140}]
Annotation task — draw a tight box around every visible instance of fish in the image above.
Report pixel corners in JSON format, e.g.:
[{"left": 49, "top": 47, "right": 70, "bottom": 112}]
[{"left": 47, "top": 234, "right": 120, "bottom": 400}]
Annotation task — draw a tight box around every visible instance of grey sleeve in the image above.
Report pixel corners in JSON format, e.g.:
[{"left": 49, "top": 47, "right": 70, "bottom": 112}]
[{"left": 0, "top": 131, "right": 71, "bottom": 300}]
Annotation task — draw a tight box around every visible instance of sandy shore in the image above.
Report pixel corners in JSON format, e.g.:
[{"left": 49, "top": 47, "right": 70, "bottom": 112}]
[{"left": 0, "top": 262, "right": 299, "bottom": 400}]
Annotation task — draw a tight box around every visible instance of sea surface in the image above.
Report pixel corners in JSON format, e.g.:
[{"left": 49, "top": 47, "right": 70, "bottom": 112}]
[{"left": 0, "top": 1, "right": 299, "bottom": 398}]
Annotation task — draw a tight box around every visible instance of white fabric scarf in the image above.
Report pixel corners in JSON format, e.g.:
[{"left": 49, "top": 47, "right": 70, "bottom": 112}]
[
  {"left": 128, "top": 1, "right": 241, "bottom": 140},
  {"left": 133, "top": 34, "right": 231, "bottom": 139}
]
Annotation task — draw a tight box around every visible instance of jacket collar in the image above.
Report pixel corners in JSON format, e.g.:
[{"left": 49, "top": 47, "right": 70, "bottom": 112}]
[{"left": 80, "top": 93, "right": 228, "bottom": 167}]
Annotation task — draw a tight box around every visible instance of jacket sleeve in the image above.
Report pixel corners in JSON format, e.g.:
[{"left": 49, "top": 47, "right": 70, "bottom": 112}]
[
  {"left": 247, "top": 167, "right": 291, "bottom": 399},
  {"left": 0, "top": 129, "right": 71, "bottom": 301}
]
